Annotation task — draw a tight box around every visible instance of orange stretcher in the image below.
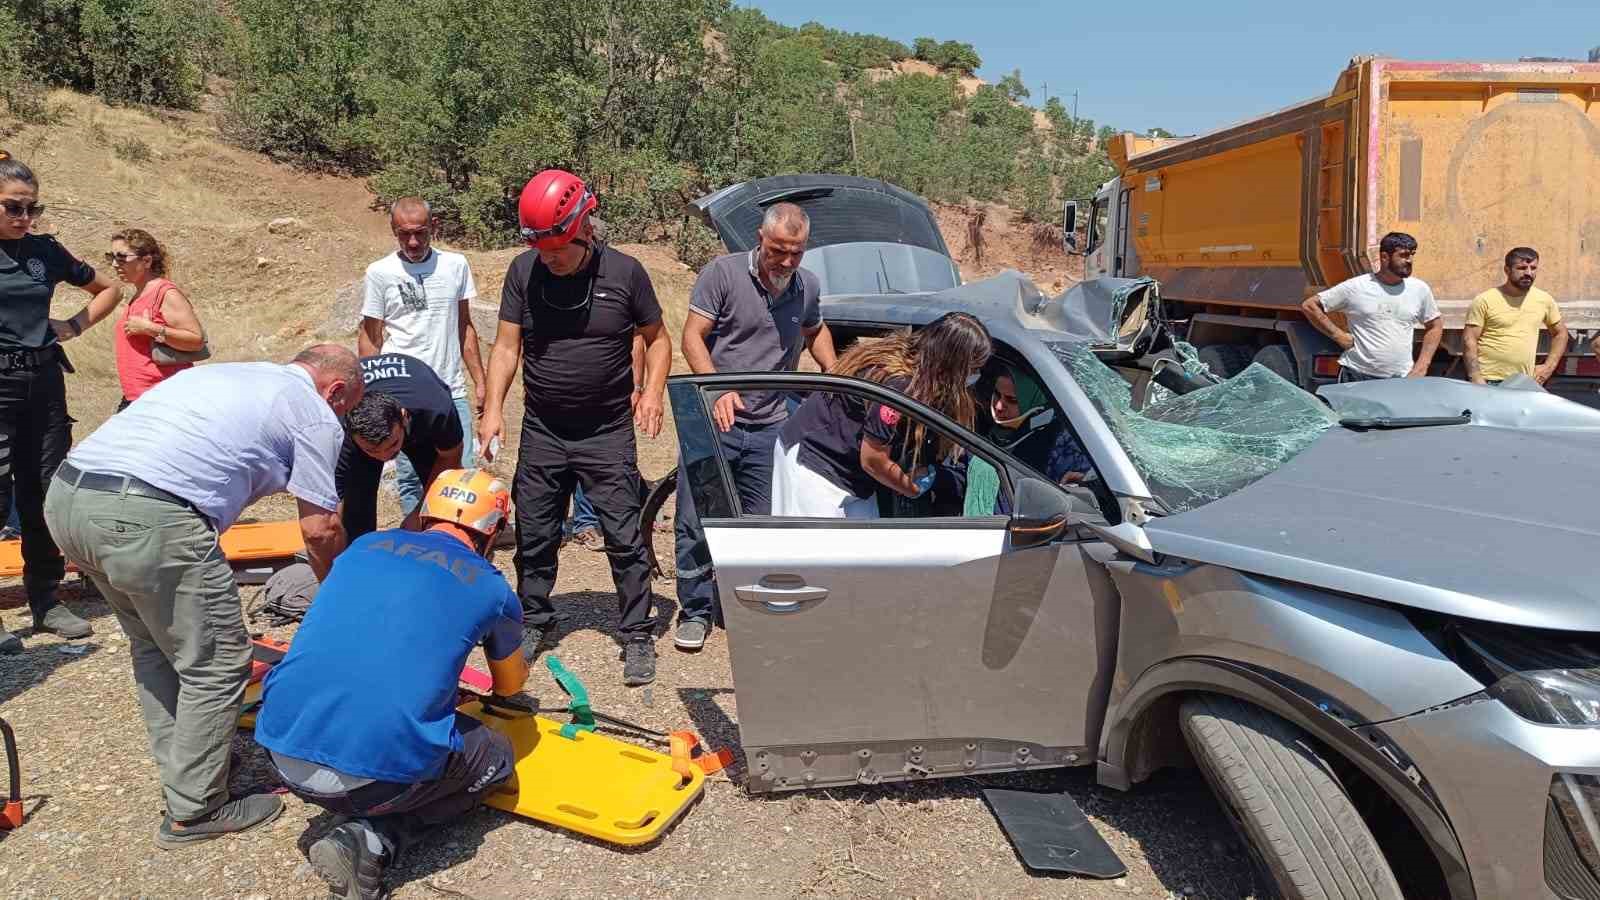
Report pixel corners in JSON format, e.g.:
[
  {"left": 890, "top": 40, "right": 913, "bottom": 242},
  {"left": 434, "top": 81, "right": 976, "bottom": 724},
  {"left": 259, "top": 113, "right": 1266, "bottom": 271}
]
[{"left": 0, "top": 520, "right": 304, "bottom": 579}]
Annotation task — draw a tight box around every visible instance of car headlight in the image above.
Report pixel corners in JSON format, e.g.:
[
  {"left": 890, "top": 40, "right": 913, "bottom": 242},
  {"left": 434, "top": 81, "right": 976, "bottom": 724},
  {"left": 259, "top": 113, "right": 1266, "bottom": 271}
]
[{"left": 1445, "top": 623, "right": 1600, "bottom": 727}]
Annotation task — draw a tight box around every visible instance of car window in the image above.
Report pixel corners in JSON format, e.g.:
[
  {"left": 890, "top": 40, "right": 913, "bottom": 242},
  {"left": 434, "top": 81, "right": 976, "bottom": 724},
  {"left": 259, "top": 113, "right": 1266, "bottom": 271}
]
[
  {"left": 770, "top": 387, "right": 1007, "bottom": 520},
  {"left": 1049, "top": 341, "right": 1338, "bottom": 513}
]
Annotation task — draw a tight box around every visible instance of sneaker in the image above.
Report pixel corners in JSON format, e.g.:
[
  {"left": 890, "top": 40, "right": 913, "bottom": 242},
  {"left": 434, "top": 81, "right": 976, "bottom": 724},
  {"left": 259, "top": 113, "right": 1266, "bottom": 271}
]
[
  {"left": 622, "top": 638, "right": 656, "bottom": 686},
  {"left": 521, "top": 624, "right": 549, "bottom": 663},
  {"left": 33, "top": 604, "right": 93, "bottom": 639},
  {"left": 0, "top": 526, "right": 19, "bottom": 541},
  {"left": 155, "top": 793, "right": 284, "bottom": 849},
  {"left": 570, "top": 527, "right": 603, "bottom": 551},
  {"left": 309, "top": 819, "right": 390, "bottom": 900},
  {"left": 674, "top": 619, "right": 709, "bottom": 651},
  {"left": 0, "top": 623, "right": 21, "bottom": 654}
]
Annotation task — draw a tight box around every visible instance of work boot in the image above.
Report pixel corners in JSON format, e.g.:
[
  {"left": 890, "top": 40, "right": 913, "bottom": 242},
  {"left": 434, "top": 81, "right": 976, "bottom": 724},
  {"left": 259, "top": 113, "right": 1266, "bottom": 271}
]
[
  {"left": 156, "top": 793, "right": 284, "bottom": 849},
  {"left": 674, "top": 619, "right": 708, "bottom": 652},
  {"left": 0, "top": 621, "right": 21, "bottom": 654},
  {"left": 622, "top": 638, "right": 656, "bottom": 686},
  {"left": 310, "top": 819, "right": 391, "bottom": 900},
  {"left": 32, "top": 603, "right": 93, "bottom": 640},
  {"left": 521, "top": 624, "right": 548, "bottom": 663}
]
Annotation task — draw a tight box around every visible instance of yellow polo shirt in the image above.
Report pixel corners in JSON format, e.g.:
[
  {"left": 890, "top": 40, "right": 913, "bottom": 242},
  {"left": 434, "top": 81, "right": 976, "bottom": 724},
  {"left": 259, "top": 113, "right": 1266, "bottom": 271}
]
[{"left": 1466, "top": 286, "right": 1561, "bottom": 381}]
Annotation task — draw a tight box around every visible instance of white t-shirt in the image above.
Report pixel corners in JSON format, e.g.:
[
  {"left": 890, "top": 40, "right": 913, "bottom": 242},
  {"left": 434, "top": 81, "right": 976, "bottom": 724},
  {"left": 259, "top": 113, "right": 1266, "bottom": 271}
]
[
  {"left": 360, "top": 249, "right": 477, "bottom": 398},
  {"left": 1316, "top": 274, "right": 1440, "bottom": 378}
]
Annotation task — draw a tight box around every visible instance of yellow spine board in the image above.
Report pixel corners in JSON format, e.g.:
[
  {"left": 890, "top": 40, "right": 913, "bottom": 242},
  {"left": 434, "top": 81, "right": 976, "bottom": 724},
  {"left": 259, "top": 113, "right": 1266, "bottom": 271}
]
[{"left": 459, "top": 701, "right": 705, "bottom": 847}]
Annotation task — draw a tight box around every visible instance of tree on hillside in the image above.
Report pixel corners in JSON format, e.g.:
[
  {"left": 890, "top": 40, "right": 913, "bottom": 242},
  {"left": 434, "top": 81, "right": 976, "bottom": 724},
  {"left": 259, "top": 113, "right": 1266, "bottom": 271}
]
[
  {"left": 997, "top": 68, "right": 1029, "bottom": 102},
  {"left": 1148, "top": 126, "right": 1178, "bottom": 138},
  {"left": 913, "top": 37, "right": 981, "bottom": 75}
]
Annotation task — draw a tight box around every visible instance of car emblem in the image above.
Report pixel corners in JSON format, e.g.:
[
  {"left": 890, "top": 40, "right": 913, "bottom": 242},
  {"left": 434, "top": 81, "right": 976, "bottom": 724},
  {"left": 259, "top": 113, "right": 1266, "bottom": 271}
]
[{"left": 26, "top": 259, "right": 46, "bottom": 281}]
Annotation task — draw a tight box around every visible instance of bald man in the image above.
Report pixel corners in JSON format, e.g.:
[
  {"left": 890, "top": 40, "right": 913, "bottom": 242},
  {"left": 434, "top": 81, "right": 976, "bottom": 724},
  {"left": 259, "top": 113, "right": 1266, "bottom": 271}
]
[
  {"left": 360, "top": 198, "right": 485, "bottom": 522},
  {"left": 45, "top": 344, "right": 359, "bottom": 848}
]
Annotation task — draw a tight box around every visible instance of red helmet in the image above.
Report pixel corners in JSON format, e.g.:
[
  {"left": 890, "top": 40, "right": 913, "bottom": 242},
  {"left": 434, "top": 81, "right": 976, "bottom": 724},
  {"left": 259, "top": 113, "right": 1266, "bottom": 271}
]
[{"left": 518, "top": 169, "right": 597, "bottom": 251}]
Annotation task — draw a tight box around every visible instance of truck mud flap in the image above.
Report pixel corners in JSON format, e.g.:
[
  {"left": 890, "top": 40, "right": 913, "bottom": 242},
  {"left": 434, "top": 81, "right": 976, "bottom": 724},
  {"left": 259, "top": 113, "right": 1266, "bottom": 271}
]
[{"left": 982, "top": 787, "right": 1127, "bottom": 879}]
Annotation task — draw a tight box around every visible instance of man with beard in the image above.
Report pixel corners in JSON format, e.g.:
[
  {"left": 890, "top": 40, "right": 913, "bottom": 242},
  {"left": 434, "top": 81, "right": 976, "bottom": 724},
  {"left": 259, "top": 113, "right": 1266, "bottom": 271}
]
[
  {"left": 1464, "top": 246, "right": 1568, "bottom": 385},
  {"left": 672, "top": 202, "right": 835, "bottom": 650},
  {"left": 1301, "top": 231, "right": 1443, "bottom": 382},
  {"left": 477, "top": 169, "right": 670, "bottom": 686}
]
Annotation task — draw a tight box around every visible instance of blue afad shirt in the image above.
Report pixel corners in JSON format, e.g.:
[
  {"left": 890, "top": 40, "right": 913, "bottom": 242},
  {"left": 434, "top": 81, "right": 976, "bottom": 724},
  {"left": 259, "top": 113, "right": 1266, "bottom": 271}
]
[{"left": 256, "top": 529, "right": 523, "bottom": 783}]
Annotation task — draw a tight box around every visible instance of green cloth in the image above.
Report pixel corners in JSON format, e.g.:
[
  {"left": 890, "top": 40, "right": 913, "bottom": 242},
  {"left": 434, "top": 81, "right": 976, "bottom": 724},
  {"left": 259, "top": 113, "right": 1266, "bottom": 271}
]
[{"left": 964, "top": 456, "right": 1003, "bottom": 517}]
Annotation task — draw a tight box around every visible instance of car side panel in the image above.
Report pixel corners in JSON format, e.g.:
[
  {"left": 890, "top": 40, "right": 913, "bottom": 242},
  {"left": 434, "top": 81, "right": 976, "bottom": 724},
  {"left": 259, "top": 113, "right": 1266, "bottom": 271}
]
[{"left": 1102, "top": 561, "right": 1485, "bottom": 731}]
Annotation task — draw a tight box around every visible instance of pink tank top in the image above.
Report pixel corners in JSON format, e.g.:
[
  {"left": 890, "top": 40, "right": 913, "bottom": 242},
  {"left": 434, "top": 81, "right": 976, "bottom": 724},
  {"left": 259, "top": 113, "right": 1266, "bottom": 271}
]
[{"left": 114, "top": 278, "right": 191, "bottom": 402}]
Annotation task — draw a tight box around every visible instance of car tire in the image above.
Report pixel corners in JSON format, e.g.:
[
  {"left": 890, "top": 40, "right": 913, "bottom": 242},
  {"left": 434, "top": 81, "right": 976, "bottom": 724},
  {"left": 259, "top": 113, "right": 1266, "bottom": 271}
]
[
  {"left": 1179, "top": 695, "right": 1403, "bottom": 900},
  {"left": 640, "top": 468, "right": 677, "bottom": 578},
  {"left": 1252, "top": 344, "right": 1299, "bottom": 384},
  {"left": 1195, "top": 343, "right": 1253, "bottom": 379}
]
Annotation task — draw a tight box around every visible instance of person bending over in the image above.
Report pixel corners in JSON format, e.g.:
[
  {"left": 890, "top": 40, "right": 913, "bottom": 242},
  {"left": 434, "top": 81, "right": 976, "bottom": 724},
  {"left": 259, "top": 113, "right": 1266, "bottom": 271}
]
[{"left": 772, "top": 312, "right": 991, "bottom": 518}]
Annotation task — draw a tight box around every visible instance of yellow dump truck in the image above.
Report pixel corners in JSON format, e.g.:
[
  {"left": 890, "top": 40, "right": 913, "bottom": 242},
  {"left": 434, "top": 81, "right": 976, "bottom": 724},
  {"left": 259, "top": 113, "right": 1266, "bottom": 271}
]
[{"left": 1068, "top": 56, "right": 1600, "bottom": 399}]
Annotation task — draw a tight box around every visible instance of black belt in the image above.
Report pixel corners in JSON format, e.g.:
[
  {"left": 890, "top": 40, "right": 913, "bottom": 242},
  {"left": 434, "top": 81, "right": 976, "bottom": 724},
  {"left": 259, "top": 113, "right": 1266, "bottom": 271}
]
[
  {"left": 56, "top": 461, "right": 193, "bottom": 508},
  {"left": 0, "top": 346, "right": 62, "bottom": 372}
]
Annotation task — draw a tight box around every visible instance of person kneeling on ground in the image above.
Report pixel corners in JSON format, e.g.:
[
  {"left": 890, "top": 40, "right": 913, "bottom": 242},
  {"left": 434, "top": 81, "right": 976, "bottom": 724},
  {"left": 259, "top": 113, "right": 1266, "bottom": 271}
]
[{"left": 255, "top": 469, "right": 528, "bottom": 900}]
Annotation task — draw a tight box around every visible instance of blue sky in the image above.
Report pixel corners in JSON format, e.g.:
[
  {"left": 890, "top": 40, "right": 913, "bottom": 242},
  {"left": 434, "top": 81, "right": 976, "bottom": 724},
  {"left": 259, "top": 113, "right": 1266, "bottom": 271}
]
[{"left": 752, "top": 1, "right": 1599, "bottom": 135}]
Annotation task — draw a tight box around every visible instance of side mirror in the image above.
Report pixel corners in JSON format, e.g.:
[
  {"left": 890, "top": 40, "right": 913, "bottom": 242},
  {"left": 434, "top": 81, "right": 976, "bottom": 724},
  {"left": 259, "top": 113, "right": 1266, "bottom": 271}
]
[
  {"left": 1009, "top": 514, "right": 1069, "bottom": 550},
  {"left": 1063, "top": 200, "right": 1080, "bottom": 254}
]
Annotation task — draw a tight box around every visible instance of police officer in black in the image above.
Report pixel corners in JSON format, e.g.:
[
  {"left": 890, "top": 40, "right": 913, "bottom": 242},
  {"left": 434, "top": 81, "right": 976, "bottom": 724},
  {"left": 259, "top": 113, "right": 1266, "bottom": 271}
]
[
  {"left": 478, "top": 170, "right": 671, "bottom": 686},
  {"left": 0, "top": 152, "right": 123, "bottom": 652}
]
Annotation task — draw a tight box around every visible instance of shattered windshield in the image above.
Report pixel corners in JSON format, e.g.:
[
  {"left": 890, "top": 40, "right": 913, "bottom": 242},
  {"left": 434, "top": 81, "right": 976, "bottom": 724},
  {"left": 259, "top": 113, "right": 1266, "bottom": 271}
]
[{"left": 1051, "top": 343, "right": 1339, "bottom": 513}]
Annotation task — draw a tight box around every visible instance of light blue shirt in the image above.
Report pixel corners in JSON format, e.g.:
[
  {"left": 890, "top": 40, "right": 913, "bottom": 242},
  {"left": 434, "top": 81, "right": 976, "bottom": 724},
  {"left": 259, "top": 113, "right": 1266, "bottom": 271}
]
[{"left": 67, "top": 363, "right": 344, "bottom": 530}]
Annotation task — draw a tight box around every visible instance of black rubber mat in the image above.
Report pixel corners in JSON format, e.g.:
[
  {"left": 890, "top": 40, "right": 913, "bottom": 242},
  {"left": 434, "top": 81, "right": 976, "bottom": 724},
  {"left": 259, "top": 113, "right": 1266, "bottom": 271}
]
[{"left": 982, "top": 787, "right": 1127, "bottom": 878}]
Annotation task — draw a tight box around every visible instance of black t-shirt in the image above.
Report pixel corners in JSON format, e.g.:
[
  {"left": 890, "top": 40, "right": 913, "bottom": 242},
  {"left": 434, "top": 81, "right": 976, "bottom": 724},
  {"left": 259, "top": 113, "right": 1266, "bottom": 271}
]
[
  {"left": 0, "top": 234, "right": 95, "bottom": 351},
  {"left": 781, "top": 374, "right": 909, "bottom": 498},
  {"left": 351, "top": 353, "right": 462, "bottom": 460},
  {"left": 498, "top": 245, "right": 662, "bottom": 428}
]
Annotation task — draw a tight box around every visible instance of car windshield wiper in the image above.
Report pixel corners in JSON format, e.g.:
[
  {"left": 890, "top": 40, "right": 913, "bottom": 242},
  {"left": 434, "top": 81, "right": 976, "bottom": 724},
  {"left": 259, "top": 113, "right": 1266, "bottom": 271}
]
[{"left": 1339, "top": 411, "right": 1472, "bottom": 431}]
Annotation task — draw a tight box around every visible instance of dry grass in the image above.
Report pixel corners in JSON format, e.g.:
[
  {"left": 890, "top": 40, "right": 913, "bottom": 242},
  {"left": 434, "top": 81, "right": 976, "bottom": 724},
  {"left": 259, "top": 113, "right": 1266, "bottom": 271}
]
[{"left": 0, "top": 90, "right": 1258, "bottom": 900}]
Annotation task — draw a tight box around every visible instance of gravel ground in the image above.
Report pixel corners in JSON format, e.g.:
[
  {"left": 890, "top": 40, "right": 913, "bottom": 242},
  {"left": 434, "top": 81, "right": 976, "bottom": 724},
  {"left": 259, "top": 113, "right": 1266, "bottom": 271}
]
[{"left": 0, "top": 505, "right": 1264, "bottom": 899}]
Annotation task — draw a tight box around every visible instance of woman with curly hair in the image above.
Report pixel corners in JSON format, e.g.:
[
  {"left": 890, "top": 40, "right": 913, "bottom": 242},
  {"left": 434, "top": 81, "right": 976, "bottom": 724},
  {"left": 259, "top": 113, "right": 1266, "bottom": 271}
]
[
  {"left": 771, "top": 312, "right": 991, "bottom": 518},
  {"left": 107, "top": 228, "right": 207, "bottom": 410}
]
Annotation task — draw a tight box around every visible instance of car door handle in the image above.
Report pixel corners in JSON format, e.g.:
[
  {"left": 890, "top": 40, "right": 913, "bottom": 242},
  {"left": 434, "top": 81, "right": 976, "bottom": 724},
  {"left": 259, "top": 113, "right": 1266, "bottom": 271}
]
[{"left": 734, "top": 582, "right": 829, "bottom": 613}]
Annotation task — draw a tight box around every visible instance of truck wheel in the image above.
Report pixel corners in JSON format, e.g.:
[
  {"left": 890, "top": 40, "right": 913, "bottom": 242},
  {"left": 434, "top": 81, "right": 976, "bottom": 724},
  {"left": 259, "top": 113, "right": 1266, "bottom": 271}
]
[
  {"left": 1252, "top": 344, "right": 1299, "bottom": 384},
  {"left": 1195, "top": 344, "right": 1252, "bottom": 379},
  {"left": 1179, "top": 695, "right": 1402, "bottom": 900}
]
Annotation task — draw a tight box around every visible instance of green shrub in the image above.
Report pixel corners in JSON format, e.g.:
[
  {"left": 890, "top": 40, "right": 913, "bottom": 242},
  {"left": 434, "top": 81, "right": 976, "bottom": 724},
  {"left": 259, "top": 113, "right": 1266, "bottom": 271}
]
[{"left": 112, "top": 135, "right": 153, "bottom": 163}]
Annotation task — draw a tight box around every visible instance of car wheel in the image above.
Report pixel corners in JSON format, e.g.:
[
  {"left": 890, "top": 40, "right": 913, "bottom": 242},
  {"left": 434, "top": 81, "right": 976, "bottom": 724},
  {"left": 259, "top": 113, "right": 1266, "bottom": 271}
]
[
  {"left": 1179, "top": 695, "right": 1403, "bottom": 900},
  {"left": 1252, "top": 344, "right": 1299, "bottom": 385},
  {"left": 640, "top": 468, "right": 677, "bottom": 578},
  {"left": 1195, "top": 343, "right": 1253, "bottom": 379}
]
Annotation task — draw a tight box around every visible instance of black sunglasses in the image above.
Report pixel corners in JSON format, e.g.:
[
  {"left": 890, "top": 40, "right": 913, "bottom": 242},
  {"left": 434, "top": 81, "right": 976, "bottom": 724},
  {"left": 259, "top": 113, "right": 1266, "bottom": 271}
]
[
  {"left": 104, "top": 251, "right": 146, "bottom": 264},
  {"left": 1, "top": 199, "right": 44, "bottom": 219}
]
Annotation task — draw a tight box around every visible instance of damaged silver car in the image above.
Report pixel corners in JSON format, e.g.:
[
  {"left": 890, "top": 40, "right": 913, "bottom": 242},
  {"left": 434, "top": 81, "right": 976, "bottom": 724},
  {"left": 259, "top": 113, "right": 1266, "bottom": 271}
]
[{"left": 666, "top": 175, "right": 1600, "bottom": 900}]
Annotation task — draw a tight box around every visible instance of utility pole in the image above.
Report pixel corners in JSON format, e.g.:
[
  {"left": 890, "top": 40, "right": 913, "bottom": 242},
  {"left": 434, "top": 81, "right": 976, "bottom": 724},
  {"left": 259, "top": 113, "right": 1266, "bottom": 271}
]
[{"left": 1072, "top": 90, "right": 1079, "bottom": 122}]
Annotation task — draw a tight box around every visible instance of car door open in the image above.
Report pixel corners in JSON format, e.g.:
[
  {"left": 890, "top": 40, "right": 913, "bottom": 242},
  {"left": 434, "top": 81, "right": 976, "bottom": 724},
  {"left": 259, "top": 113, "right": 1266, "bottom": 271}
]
[{"left": 669, "top": 374, "right": 1121, "bottom": 792}]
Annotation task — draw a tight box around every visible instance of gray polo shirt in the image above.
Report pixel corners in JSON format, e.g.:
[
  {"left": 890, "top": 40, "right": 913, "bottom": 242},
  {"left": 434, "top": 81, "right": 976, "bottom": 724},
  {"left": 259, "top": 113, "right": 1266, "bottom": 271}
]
[
  {"left": 67, "top": 363, "right": 345, "bottom": 530},
  {"left": 688, "top": 251, "right": 822, "bottom": 426}
]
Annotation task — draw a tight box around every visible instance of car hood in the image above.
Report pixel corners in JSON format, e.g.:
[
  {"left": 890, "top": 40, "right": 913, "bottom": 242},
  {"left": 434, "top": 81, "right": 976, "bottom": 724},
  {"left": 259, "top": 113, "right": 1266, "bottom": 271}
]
[
  {"left": 1144, "top": 422, "right": 1600, "bottom": 631},
  {"left": 692, "top": 174, "right": 952, "bottom": 257}
]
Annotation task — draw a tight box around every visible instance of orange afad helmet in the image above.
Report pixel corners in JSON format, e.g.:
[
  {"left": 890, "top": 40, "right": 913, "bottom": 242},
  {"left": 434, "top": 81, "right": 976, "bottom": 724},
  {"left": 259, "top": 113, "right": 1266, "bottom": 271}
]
[{"left": 420, "top": 469, "right": 511, "bottom": 540}]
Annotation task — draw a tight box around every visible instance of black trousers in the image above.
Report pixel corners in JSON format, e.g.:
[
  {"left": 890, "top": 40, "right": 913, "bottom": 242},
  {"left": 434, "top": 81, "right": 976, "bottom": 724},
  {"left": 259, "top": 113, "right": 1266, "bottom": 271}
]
[
  {"left": 0, "top": 359, "right": 72, "bottom": 615},
  {"left": 513, "top": 411, "right": 654, "bottom": 638},
  {"left": 278, "top": 715, "right": 513, "bottom": 849}
]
